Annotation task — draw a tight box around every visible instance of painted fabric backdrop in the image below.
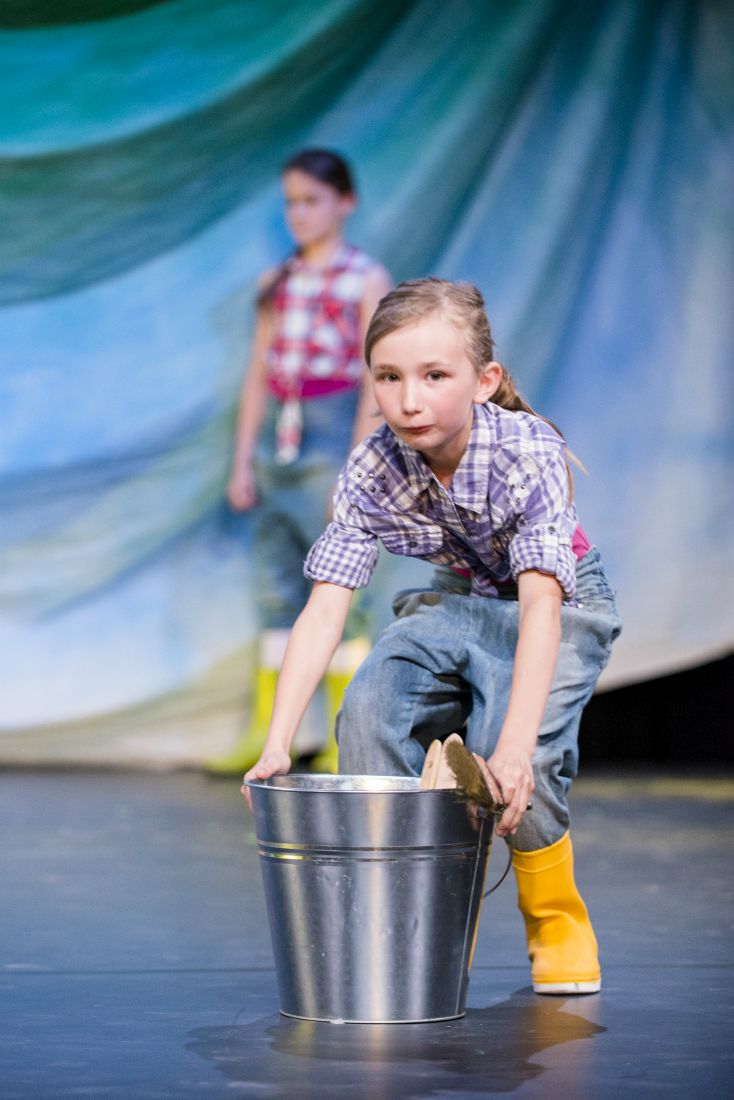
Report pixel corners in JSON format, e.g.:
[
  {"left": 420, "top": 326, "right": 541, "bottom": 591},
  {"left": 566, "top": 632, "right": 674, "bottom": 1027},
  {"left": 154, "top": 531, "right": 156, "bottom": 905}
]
[{"left": 1, "top": 0, "right": 732, "bottom": 764}]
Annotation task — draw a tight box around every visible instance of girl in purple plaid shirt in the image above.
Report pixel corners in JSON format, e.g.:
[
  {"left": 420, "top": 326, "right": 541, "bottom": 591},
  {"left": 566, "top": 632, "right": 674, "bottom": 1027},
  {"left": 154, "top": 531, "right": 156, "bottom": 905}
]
[
  {"left": 244, "top": 277, "right": 621, "bottom": 996},
  {"left": 210, "top": 149, "right": 391, "bottom": 776}
]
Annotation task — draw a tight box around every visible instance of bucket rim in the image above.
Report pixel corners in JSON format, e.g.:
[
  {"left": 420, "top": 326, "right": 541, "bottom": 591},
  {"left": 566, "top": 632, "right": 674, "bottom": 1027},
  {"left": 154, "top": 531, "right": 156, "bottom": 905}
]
[{"left": 246, "top": 774, "right": 448, "bottom": 794}]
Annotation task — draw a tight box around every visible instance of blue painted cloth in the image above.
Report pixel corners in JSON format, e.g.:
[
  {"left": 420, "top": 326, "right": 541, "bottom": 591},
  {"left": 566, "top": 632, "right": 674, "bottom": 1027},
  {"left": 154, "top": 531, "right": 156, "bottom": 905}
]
[{"left": 1, "top": 0, "right": 731, "bottom": 763}]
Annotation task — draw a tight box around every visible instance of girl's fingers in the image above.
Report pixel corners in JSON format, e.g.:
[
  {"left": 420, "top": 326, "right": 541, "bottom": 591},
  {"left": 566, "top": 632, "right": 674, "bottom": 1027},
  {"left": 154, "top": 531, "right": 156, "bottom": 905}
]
[{"left": 496, "top": 772, "right": 533, "bottom": 835}]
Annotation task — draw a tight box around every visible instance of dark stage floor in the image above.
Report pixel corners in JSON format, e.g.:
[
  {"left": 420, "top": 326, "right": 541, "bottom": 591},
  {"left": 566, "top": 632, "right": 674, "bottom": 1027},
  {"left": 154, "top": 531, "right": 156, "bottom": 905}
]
[{"left": 2, "top": 768, "right": 732, "bottom": 1098}]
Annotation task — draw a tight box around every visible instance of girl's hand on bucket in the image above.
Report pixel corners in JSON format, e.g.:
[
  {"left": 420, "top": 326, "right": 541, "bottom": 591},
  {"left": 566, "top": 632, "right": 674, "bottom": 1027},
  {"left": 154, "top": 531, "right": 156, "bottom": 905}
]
[
  {"left": 241, "top": 748, "right": 292, "bottom": 811},
  {"left": 484, "top": 747, "right": 535, "bottom": 838}
]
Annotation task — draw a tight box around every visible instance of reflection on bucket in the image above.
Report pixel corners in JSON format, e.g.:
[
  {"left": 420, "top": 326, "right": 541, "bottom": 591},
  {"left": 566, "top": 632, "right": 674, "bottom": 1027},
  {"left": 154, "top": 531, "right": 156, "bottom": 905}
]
[{"left": 247, "top": 774, "right": 495, "bottom": 1024}]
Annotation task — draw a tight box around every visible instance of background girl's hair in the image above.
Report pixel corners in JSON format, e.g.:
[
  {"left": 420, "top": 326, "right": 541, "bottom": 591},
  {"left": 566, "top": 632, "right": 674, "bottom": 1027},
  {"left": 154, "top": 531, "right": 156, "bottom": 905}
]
[
  {"left": 257, "top": 149, "right": 356, "bottom": 308},
  {"left": 282, "top": 148, "right": 355, "bottom": 195},
  {"left": 365, "top": 277, "right": 581, "bottom": 491}
]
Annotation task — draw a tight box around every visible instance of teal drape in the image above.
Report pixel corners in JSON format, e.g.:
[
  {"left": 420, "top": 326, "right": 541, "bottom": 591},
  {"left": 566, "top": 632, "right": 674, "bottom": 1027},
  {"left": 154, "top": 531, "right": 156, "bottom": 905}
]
[{"left": 1, "top": 0, "right": 732, "bottom": 763}]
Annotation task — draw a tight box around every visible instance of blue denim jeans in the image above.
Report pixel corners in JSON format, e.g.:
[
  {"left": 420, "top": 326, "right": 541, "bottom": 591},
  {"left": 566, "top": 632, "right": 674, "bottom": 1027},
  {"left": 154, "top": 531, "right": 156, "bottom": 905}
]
[
  {"left": 253, "top": 388, "right": 369, "bottom": 638},
  {"left": 337, "top": 548, "right": 622, "bottom": 851}
]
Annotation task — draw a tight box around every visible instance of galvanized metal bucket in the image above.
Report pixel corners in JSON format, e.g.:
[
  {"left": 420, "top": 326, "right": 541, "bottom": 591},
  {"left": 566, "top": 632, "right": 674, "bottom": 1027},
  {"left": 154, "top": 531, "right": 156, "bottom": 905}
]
[{"left": 247, "top": 774, "right": 494, "bottom": 1024}]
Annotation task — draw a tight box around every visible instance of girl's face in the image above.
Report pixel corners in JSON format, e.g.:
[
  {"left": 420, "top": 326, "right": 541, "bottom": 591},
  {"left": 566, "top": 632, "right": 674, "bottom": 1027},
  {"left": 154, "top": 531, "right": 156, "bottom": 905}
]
[
  {"left": 282, "top": 169, "right": 354, "bottom": 250},
  {"left": 370, "top": 314, "right": 501, "bottom": 480}
]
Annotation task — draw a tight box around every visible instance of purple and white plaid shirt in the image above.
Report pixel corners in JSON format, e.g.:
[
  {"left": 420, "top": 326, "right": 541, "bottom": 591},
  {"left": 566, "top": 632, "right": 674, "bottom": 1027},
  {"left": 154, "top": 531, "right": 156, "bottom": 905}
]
[{"left": 304, "top": 403, "right": 581, "bottom": 601}]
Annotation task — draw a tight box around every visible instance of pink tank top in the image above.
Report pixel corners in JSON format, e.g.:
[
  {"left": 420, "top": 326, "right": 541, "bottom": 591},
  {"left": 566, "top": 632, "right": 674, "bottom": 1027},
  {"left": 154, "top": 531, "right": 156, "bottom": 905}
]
[{"left": 450, "top": 525, "right": 591, "bottom": 583}]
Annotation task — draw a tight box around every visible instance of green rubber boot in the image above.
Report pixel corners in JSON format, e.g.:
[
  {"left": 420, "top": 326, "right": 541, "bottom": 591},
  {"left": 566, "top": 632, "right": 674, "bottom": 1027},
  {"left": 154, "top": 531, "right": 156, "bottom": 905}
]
[{"left": 206, "top": 665, "right": 277, "bottom": 775}]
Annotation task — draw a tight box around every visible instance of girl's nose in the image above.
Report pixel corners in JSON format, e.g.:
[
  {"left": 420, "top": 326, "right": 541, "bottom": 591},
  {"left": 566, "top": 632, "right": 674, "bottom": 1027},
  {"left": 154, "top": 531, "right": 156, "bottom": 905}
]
[{"left": 401, "top": 381, "right": 422, "bottom": 414}]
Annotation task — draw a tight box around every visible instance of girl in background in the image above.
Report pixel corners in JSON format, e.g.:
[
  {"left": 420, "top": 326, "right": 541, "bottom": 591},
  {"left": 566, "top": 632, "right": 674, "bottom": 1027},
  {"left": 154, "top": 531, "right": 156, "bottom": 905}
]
[
  {"left": 244, "top": 278, "right": 621, "bottom": 994},
  {"left": 212, "top": 150, "right": 393, "bottom": 778},
  {"left": 210, "top": 149, "right": 390, "bottom": 774}
]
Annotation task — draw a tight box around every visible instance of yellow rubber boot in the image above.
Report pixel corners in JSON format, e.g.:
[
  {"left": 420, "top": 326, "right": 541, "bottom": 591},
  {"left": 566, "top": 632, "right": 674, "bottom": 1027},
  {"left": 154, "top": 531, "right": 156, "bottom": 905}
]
[
  {"left": 512, "top": 831, "right": 601, "bottom": 995},
  {"left": 310, "top": 637, "right": 371, "bottom": 774},
  {"left": 206, "top": 665, "right": 278, "bottom": 775}
]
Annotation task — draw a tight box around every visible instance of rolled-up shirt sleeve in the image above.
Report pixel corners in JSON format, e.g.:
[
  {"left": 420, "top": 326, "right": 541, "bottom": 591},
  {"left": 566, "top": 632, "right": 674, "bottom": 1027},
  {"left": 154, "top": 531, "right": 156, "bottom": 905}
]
[
  {"left": 506, "top": 445, "right": 577, "bottom": 600},
  {"left": 304, "top": 472, "right": 379, "bottom": 589}
]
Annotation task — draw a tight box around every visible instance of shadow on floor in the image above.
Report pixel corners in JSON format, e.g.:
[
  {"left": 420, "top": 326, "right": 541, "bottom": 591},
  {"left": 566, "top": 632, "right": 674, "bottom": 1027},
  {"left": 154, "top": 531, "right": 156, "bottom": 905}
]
[{"left": 187, "top": 987, "right": 604, "bottom": 1096}]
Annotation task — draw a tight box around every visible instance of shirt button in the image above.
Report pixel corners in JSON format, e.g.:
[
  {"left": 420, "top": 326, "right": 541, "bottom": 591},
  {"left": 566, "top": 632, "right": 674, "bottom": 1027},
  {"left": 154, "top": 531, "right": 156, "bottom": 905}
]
[{"left": 549, "top": 525, "right": 556, "bottom": 534}]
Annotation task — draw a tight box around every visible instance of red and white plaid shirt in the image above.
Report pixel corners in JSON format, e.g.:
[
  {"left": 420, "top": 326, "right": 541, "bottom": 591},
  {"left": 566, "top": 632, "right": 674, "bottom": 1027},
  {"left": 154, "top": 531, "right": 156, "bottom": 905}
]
[{"left": 267, "top": 244, "right": 374, "bottom": 401}]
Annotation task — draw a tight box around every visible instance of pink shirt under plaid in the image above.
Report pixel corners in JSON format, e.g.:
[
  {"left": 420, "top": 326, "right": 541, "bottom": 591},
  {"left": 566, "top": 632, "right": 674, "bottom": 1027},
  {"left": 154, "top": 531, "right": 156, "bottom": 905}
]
[
  {"left": 304, "top": 403, "right": 585, "bottom": 602},
  {"left": 267, "top": 244, "right": 374, "bottom": 400}
]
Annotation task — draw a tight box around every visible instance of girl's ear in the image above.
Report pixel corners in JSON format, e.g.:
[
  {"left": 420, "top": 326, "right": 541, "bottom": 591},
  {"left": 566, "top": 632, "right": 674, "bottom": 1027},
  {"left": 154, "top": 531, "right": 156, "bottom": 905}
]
[
  {"left": 474, "top": 361, "right": 503, "bottom": 404},
  {"left": 339, "top": 194, "right": 357, "bottom": 219}
]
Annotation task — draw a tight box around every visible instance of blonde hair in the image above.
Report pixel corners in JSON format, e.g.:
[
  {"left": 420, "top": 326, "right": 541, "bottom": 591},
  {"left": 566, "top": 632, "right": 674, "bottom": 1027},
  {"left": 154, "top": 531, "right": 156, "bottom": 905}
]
[{"left": 365, "top": 277, "right": 581, "bottom": 490}]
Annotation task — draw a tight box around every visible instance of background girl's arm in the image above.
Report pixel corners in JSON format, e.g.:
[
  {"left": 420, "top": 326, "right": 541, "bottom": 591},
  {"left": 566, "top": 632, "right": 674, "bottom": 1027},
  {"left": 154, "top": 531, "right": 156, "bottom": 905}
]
[
  {"left": 242, "top": 581, "right": 353, "bottom": 803},
  {"left": 227, "top": 283, "right": 276, "bottom": 510},
  {"left": 350, "top": 264, "right": 392, "bottom": 447},
  {"left": 486, "top": 570, "right": 562, "bottom": 837}
]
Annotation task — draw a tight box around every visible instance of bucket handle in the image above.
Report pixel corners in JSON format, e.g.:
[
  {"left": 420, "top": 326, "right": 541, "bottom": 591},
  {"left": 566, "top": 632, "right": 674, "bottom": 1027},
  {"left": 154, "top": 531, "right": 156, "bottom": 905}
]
[
  {"left": 478, "top": 801, "right": 532, "bottom": 898},
  {"left": 483, "top": 843, "right": 512, "bottom": 898}
]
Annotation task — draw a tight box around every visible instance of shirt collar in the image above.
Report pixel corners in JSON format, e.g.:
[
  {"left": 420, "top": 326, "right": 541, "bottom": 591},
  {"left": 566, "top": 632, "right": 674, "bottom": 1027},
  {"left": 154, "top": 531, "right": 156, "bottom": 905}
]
[
  {"left": 450, "top": 404, "right": 494, "bottom": 514},
  {"left": 290, "top": 242, "right": 352, "bottom": 274},
  {"left": 392, "top": 404, "right": 495, "bottom": 514},
  {"left": 394, "top": 434, "right": 435, "bottom": 496}
]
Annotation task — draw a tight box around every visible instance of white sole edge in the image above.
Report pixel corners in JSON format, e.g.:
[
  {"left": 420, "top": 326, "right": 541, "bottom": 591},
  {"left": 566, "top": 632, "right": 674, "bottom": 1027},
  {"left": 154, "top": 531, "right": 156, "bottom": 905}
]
[{"left": 533, "top": 980, "right": 602, "bottom": 995}]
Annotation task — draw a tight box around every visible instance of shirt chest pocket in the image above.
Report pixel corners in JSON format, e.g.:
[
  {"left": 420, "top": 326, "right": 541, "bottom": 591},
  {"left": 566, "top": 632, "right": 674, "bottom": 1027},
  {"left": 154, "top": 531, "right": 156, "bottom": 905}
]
[
  {"left": 506, "top": 455, "right": 540, "bottom": 511},
  {"left": 377, "top": 525, "right": 444, "bottom": 557}
]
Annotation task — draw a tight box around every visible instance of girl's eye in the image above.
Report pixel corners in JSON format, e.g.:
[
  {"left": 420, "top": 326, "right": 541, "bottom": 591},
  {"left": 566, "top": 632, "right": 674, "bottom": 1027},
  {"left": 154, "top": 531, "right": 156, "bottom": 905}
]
[
  {"left": 428, "top": 371, "right": 445, "bottom": 382},
  {"left": 376, "top": 372, "right": 399, "bottom": 383}
]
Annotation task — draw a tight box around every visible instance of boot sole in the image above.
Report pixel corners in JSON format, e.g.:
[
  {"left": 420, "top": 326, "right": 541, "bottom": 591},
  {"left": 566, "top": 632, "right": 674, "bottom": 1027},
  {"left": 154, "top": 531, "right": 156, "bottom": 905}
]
[{"left": 533, "top": 979, "right": 601, "bottom": 995}]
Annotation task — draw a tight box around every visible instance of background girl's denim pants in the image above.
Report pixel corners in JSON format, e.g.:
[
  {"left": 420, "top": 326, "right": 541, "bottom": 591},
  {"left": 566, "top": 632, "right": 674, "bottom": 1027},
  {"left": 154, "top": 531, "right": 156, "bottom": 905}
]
[{"left": 254, "top": 388, "right": 369, "bottom": 639}]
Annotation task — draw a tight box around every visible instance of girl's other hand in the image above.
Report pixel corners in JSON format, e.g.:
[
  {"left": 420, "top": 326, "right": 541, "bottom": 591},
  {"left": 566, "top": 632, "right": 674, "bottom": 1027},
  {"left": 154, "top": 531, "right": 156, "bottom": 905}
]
[
  {"left": 241, "top": 748, "right": 292, "bottom": 811},
  {"left": 485, "top": 745, "right": 535, "bottom": 838},
  {"left": 227, "top": 463, "right": 257, "bottom": 511}
]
